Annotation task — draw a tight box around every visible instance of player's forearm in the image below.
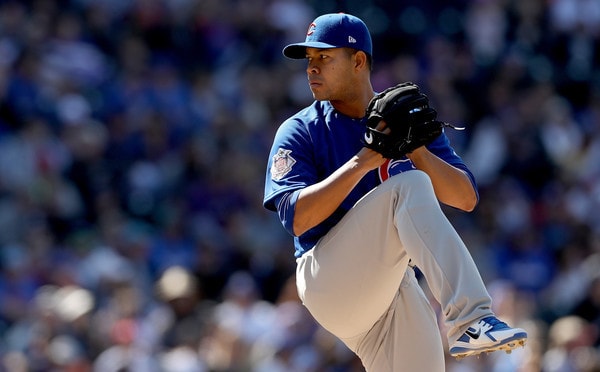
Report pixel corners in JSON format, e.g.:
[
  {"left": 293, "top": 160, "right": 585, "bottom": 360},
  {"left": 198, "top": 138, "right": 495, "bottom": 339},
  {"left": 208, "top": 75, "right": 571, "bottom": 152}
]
[
  {"left": 408, "top": 147, "right": 478, "bottom": 211},
  {"left": 292, "top": 154, "right": 376, "bottom": 236}
]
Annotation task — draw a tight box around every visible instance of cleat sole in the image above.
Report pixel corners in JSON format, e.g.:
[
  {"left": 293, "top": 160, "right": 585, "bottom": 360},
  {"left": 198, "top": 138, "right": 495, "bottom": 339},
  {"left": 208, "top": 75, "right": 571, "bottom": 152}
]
[{"left": 452, "top": 337, "right": 527, "bottom": 360}]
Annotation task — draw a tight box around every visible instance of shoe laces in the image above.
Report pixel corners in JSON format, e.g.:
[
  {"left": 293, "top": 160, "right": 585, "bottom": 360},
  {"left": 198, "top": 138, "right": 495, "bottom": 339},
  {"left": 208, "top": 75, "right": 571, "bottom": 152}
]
[{"left": 481, "top": 316, "right": 508, "bottom": 329}]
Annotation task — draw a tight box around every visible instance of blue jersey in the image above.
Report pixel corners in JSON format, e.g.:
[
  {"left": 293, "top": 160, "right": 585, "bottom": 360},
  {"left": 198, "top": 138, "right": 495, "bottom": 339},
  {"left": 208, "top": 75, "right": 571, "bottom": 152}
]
[{"left": 264, "top": 100, "right": 477, "bottom": 258}]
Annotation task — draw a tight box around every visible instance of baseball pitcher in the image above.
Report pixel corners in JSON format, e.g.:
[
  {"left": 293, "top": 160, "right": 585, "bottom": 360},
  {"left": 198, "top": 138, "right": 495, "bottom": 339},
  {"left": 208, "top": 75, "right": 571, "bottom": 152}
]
[{"left": 263, "top": 13, "right": 527, "bottom": 371}]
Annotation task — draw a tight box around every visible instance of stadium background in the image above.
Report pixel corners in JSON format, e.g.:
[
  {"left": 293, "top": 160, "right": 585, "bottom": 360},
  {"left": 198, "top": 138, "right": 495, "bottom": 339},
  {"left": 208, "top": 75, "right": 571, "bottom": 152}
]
[{"left": 0, "top": 0, "right": 598, "bottom": 370}]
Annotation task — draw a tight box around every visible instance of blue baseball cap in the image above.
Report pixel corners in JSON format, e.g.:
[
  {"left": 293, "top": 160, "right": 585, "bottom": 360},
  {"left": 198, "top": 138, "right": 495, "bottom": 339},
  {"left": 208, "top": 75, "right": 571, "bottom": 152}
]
[{"left": 283, "top": 13, "right": 372, "bottom": 59}]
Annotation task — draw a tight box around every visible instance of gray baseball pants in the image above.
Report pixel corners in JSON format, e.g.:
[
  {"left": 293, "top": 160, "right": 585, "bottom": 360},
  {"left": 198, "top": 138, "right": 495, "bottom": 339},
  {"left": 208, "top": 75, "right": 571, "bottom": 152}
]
[{"left": 296, "top": 170, "right": 493, "bottom": 371}]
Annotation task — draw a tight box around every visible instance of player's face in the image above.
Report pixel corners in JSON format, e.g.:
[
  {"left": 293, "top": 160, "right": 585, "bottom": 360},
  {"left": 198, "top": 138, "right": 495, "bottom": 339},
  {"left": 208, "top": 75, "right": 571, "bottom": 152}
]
[{"left": 305, "top": 47, "right": 358, "bottom": 101}]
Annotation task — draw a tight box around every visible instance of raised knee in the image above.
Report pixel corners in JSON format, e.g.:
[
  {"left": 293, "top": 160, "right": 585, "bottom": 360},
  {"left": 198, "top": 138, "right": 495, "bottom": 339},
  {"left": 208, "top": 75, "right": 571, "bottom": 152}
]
[
  {"left": 396, "top": 170, "right": 432, "bottom": 188},
  {"left": 390, "top": 170, "right": 436, "bottom": 200}
]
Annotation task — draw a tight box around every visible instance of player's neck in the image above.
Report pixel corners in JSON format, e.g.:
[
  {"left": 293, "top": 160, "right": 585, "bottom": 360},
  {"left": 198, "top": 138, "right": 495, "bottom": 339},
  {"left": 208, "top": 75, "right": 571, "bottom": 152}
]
[{"left": 330, "top": 87, "right": 375, "bottom": 119}]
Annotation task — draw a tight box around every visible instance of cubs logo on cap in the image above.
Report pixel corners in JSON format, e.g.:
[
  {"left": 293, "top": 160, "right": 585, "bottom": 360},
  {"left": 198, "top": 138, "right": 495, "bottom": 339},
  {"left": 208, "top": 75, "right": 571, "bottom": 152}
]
[{"left": 283, "top": 13, "right": 373, "bottom": 59}]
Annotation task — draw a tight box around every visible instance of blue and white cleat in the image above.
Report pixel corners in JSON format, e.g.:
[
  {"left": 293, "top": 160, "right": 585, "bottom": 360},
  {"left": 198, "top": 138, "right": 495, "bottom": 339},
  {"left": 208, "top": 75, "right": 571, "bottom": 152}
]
[{"left": 449, "top": 316, "right": 527, "bottom": 360}]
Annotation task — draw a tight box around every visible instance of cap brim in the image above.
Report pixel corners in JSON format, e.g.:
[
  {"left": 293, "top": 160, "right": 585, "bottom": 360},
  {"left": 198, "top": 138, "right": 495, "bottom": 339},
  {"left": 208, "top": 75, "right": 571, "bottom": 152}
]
[{"left": 282, "top": 41, "right": 338, "bottom": 59}]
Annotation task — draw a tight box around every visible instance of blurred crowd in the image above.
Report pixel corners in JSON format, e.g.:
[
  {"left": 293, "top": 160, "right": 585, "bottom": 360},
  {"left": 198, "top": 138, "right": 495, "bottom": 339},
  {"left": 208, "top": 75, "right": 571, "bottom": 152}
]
[{"left": 0, "top": 0, "right": 599, "bottom": 371}]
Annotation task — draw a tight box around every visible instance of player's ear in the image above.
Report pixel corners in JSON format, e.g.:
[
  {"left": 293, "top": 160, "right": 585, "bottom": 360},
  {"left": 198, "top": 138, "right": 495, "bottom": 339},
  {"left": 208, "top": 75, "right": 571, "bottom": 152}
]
[{"left": 353, "top": 50, "right": 369, "bottom": 71}]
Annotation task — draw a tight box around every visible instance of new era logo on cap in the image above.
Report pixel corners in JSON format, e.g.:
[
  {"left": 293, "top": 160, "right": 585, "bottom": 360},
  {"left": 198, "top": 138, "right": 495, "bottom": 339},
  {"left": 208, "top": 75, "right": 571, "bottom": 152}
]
[{"left": 282, "top": 13, "right": 373, "bottom": 59}]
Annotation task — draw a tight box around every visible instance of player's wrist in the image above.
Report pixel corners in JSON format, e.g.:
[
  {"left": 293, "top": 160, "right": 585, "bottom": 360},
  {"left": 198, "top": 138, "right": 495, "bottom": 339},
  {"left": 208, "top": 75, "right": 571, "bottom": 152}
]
[{"left": 406, "top": 146, "right": 427, "bottom": 160}]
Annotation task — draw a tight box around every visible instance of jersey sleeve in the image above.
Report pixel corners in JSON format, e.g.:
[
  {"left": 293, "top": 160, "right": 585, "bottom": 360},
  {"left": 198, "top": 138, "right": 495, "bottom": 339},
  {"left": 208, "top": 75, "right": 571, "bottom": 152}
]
[{"left": 263, "top": 118, "right": 318, "bottom": 236}]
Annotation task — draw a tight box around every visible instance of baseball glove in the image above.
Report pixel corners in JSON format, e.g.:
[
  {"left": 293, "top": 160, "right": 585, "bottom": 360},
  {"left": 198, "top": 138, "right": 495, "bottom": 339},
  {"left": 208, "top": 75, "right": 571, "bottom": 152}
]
[{"left": 363, "top": 82, "right": 461, "bottom": 159}]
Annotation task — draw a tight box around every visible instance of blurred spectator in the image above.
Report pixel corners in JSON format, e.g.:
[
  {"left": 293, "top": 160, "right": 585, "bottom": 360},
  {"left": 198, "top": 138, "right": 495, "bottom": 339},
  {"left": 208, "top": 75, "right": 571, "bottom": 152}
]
[{"left": 542, "top": 315, "right": 600, "bottom": 372}]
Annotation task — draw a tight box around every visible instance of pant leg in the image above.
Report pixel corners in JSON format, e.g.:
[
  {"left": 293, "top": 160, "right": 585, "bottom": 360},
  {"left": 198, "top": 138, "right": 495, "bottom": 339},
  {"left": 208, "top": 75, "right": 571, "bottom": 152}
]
[
  {"left": 389, "top": 170, "right": 493, "bottom": 343},
  {"left": 354, "top": 268, "right": 445, "bottom": 372},
  {"left": 297, "top": 238, "right": 445, "bottom": 372},
  {"left": 295, "top": 169, "right": 492, "bottom": 367},
  {"left": 295, "top": 185, "right": 411, "bottom": 341}
]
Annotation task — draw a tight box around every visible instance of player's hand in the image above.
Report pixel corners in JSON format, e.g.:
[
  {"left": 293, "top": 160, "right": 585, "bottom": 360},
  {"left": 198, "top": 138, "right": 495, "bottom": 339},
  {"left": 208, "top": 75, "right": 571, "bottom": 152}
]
[
  {"left": 356, "top": 119, "right": 388, "bottom": 169},
  {"left": 357, "top": 147, "right": 386, "bottom": 167},
  {"left": 375, "top": 119, "right": 390, "bottom": 134}
]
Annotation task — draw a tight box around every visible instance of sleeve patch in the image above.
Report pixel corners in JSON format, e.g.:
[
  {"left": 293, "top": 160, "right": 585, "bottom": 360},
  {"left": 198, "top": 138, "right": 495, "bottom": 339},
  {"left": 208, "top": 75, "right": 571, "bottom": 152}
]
[{"left": 270, "top": 148, "right": 296, "bottom": 181}]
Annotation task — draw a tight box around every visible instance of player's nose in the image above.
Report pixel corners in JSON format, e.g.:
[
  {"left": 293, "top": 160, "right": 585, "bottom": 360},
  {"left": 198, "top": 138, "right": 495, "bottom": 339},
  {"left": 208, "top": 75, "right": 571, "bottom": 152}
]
[
  {"left": 306, "top": 65, "right": 319, "bottom": 76},
  {"left": 306, "top": 62, "right": 319, "bottom": 74}
]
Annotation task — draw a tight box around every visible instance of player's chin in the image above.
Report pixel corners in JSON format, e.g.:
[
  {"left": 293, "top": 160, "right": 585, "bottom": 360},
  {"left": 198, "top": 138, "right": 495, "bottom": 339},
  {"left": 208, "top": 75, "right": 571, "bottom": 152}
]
[
  {"left": 309, "top": 86, "right": 327, "bottom": 100},
  {"left": 311, "top": 90, "right": 329, "bottom": 101}
]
